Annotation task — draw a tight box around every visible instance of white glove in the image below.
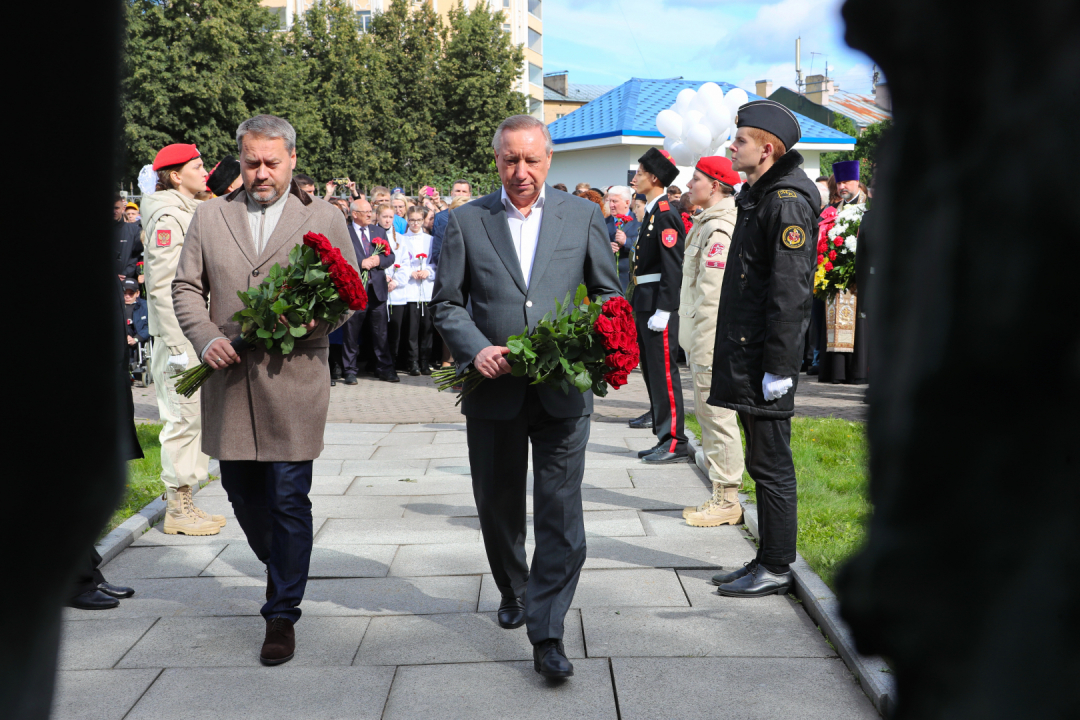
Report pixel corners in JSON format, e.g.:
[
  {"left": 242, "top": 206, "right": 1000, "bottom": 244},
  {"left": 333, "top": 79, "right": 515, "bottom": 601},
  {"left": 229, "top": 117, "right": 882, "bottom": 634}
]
[
  {"left": 166, "top": 352, "right": 189, "bottom": 373},
  {"left": 647, "top": 310, "right": 670, "bottom": 332},
  {"left": 763, "top": 372, "right": 793, "bottom": 401}
]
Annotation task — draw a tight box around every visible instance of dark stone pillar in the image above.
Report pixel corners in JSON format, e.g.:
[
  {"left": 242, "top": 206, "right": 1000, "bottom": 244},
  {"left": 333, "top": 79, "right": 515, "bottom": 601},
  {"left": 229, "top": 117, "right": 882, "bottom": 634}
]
[
  {"left": 1, "top": 3, "right": 126, "bottom": 718},
  {"left": 836, "top": 2, "right": 1080, "bottom": 718}
]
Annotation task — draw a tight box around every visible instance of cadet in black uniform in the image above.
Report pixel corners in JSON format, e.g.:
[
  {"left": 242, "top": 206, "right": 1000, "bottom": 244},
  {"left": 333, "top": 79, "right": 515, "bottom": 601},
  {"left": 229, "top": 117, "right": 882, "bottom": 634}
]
[
  {"left": 631, "top": 148, "right": 689, "bottom": 463},
  {"left": 708, "top": 101, "right": 819, "bottom": 597}
]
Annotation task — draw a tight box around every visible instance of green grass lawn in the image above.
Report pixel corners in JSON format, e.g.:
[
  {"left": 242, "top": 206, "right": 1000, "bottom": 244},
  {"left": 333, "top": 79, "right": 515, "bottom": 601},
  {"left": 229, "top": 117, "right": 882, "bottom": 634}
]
[
  {"left": 686, "top": 413, "right": 869, "bottom": 590},
  {"left": 101, "top": 423, "right": 166, "bottom": 539}
]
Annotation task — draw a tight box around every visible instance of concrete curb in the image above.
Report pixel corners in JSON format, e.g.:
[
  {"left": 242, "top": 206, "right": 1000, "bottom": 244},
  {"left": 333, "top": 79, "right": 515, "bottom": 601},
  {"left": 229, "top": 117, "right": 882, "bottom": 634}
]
[
  {"left": 96, "top": 459, "right": 220, "bottom": 568},
  {"left": 688, "top": 435, "right": 895, "bottom": 717}
]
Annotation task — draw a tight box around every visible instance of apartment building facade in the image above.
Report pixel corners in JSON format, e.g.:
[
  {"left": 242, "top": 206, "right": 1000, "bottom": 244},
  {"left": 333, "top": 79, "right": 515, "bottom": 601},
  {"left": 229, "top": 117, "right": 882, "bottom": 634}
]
[{"left": 261, "top": 0, "right": 544, "bottom": 118}]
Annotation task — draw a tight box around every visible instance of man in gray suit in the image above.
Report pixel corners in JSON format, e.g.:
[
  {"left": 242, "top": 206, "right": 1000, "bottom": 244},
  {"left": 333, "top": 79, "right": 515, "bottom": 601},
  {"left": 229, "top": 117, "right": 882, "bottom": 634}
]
[{"left": 432, "top": 115, "right": 621, "bottom": 680}]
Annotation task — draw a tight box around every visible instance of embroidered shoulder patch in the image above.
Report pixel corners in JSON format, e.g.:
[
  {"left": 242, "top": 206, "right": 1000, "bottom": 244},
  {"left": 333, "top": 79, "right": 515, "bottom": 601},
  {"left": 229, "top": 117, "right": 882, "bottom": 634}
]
[
  {"left": 658, "top": 200, "right": 670, "bottom": 212},
  {"left": 706, "top": 260, "right": 726, "bottom": 269},
  {"left": 662, "top": 228, "right": 678, "bottom": 248},
  {"left": 776, "top": 189, "right": 797, "bottom": 200},
  {"left": 782, "top": 225, "right": 806, "bottom": 249},
  {"left": 707, "top": 242, "right": 724, "bottom": 258},
  {"left": 156, "top": 229, "right": 171, "bottom": 247}
]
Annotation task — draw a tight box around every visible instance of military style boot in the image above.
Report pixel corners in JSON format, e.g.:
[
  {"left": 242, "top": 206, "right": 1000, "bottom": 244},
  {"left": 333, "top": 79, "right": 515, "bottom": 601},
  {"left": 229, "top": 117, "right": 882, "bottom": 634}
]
[
  {"left": 182, "top": 485, "right": 227, "bottom": 528},
  {"left": 685, "top": 485, "right": 744, "bottom": 527},
  {"left": 683, "top": 481, "right": 720, "bottom": 519},
  {"left": 163, "top": 486, "right": 222, "bottom": 535}
]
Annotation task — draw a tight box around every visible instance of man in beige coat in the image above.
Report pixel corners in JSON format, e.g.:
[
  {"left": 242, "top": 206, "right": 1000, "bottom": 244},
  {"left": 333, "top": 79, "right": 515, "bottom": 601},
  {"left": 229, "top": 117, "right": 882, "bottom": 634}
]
[
  {"left": 173, "top": 115, "right": 359, "bottom": 666},
  {"left": 678, "top": 156, "right": 746, "bottom": 527}
]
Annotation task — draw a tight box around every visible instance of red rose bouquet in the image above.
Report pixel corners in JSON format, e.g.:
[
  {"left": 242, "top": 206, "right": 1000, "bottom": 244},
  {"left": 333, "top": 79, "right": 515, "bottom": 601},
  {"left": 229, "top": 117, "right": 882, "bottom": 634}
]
[
  {"left": 432, "top": 285, "right": 639, "bottom": 403},
  {"left": 361, "top": 237, "right": 390, "bottom": 286},
  {"left": 173, "top": 231, "right": 366, "bottom": 397}
]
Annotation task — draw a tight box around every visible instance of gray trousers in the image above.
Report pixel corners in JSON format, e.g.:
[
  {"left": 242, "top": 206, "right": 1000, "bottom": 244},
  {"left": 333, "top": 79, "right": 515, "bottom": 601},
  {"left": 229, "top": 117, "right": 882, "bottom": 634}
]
[{"left": 466, "top": 387, "right": 589, "bottom": 644}]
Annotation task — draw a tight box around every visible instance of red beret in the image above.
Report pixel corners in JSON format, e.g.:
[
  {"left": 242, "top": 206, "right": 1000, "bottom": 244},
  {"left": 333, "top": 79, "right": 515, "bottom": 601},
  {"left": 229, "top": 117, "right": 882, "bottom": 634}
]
[
  {"left": 695, "top": 156, "right": 740, "bottom": 188},
  {"left": 152, "top": 143, "right": 200, "bottom": 171}
]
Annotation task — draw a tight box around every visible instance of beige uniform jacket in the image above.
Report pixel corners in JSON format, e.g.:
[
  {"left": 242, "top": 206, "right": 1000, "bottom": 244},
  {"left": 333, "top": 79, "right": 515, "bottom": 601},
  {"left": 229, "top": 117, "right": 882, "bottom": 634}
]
[
  {"left": 141, "top": 189, "right": 201, "bottom": 354},
  {"left": 678, "top": 197, "right": 738, "bottom": 366},
  {"left": 172, "top": 183, "right": 359, "bottom": 462}
]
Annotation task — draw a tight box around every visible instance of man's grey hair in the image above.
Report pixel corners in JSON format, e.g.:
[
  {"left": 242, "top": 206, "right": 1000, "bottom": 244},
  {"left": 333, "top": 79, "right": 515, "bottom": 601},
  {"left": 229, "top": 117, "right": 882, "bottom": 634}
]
[
  {"left": 493, "top": 114, "right": 553, "bottom": 155},
  {"left": 236, "top": 114, "right": 296, "bottom": 154},
  {"left": 607, "top": 185, "right": 633, "bottom": 202}
]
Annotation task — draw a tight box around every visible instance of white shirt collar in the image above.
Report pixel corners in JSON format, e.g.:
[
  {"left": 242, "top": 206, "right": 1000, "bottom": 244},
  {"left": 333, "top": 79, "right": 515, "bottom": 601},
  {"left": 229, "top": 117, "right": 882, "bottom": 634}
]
[
  {"left": 644, "top": 193, "right": 662, "bottom": 213},
  {"left": 500, "top": 185, "right": 546, "bottom": 217}
]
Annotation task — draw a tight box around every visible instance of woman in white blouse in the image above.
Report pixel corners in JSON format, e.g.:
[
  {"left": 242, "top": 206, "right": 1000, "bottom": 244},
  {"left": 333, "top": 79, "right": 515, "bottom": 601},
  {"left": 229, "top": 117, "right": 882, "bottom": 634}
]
[
  {"left": 401, "top": 206, "right": 436, "bottom": 375},
  {"left": 379, "top": 203, "right": 411, "bottom": 370}
]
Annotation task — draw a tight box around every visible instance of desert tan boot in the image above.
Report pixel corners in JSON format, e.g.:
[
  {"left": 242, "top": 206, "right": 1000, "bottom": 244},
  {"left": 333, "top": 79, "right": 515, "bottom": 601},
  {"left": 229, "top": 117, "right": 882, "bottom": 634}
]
[
  {"left": 163, "top": 487, "right": 222, "bottom": 536},
  {"left": 683, "top": 482, "right": 721, "bottom": 519},
  {"left": 181, "top": 486, "right": 227, "bottom": 528},
  {"left": 685, "top": 486, "right": 743, "bottom": 527}
]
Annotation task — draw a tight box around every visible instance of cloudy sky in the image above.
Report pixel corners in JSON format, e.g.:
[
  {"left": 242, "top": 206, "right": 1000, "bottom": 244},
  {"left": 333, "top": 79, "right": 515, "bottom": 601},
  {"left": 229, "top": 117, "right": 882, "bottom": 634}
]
[{"left": 541, "top": 0, "right": 878, "bottom": 95}]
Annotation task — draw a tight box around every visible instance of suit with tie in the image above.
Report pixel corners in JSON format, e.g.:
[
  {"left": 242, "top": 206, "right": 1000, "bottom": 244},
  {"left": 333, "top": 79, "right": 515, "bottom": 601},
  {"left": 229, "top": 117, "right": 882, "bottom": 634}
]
[
  {"left": 432, "top": 185, "right": 621, "bottom": 645},
  {"left": 342, "top": 222, "right": 395, "bottom": 376}
]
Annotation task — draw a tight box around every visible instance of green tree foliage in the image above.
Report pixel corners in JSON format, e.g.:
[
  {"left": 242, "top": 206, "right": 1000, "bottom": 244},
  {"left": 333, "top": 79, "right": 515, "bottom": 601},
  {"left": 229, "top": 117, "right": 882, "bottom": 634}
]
[
  {"left": 119, "top": 0, "right": 528, "bottom": 191},
  {"left": 441, "top": 1, "right": 527, "bottom": 173},
  {"left": 820, "top": 115, "right": 892, "bottom": 185}
]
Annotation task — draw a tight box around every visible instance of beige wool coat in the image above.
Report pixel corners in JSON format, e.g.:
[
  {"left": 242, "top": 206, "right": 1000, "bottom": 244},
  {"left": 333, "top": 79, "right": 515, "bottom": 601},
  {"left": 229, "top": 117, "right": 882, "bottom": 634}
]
[
  {"left": 172, "top": 181, "right": 359, "bottom": 462},
  {"left": 678, "top": 196, "right": 737, "bottom": 366}
]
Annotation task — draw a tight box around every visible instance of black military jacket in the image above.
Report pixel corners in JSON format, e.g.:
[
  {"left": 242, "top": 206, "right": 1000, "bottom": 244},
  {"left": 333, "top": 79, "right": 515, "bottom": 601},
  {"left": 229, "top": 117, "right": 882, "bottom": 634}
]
[
  {"left": 630, "top": 194, "right": 685, "bottom": 313},
  {"left": 707, "top": 150, "right": 820, "bottom": 418}
]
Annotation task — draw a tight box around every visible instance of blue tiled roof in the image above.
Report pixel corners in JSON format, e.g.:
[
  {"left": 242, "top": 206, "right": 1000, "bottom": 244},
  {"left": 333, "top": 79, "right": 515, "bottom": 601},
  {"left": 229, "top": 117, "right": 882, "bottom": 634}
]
[{"left": 548, "top": 78, "right": 855, "bottom": 146}]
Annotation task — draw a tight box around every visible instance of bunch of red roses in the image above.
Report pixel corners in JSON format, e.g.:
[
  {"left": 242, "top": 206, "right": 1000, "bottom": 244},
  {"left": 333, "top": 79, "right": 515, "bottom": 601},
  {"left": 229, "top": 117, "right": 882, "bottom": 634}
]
[
  {"left": 592, "top": 295, "right": 638, "bottom": 389},
  {"left": 173, "top": 231, "right": 364, "bottom": 397}
]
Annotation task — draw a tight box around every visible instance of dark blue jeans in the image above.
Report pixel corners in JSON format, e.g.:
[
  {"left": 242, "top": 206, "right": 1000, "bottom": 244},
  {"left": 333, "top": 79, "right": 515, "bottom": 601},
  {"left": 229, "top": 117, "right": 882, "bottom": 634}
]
[{"left": 219, "top": 460, "right": 314, "bottom": 623}]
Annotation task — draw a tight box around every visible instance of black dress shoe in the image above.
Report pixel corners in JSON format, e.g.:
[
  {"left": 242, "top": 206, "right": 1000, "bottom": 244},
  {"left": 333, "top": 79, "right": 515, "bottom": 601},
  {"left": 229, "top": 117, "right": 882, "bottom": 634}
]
[
  {"left": 68, "top": 589, "right": 120, "bottom": 610},
  {"left": 260, "top": 617, "right": 295, "bottom": 666},
  {"left": 636, "top": 442, "right": 663, "bottom": 459},
  {"left": 379, "top": 372, "right": 401, "bottom": 383},
  {"left": 343, "top": 374, "right": 358, "bottom": 385},
  {"left": 408, "top": 365, "right": 421, "bottom": 376},
  {"left": 97, "top": 581, "right": 134, "bottom": 599},
  {"left": 711, "top": 560, "right": 757, "bottom": 586},
  {"left": 420, "top": 365, "right": 432, "bottom": 376},
  {"left": 641, "top": 447, "right": 689, "bottom": 464},
  {"left": 533, "top": 639, "right": 573, "bottom": 679},
  {"left": 628, "top": 412, "right": 654, "bottom": 429},
  {"left": 715, "top": 563, "right": 793, "bottom": 598},
  {"left": 497, "top": 595, "right": 526, "bottom": 629},
  {"left": 807, "top": 365, "right": 820, "bottom": 376}
]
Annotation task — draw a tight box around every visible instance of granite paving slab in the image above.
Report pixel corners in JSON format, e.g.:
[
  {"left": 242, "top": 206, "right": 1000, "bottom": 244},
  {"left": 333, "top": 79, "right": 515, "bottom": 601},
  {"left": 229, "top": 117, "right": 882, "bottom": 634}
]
[
  {"left": 200, "top": 543, "right": 397, "bottom": 579},
  {"left": 580, "top": 509, "right": 647, "bottom": 537},
  {"left": 628, "top": 464, "right": 711, "bottom": 488},
  {"left": 316, "top": 516, "right": 482, "bottom": 545},
  {"left": 58, "top": 618, "right": 158, "bottom": 670},
  {"left": 371, "top": 444, "right": 472, "bottom": 461},
  {"left": 422, "top": 462, "right": 473, "bottom": 476},
  {"left": 51, "top": 669, "right": 162, "bottom": 720},
  {"left": 580, "top": 469, "right": 636, "bottom": 488},
  {"left": 320, "top": 430, "right": 388, "bottom": 446},
  {"left": 102, "top": 545, "right": 225, "bottom": 579},
  {"left": 314, "top": 444, "right": 378, "bottom": 460},
  {"left": 387, "top": 541, "right": 523, "bottom": 577},
  {"left": 581, "top": 487, "right": 710, "bottom": 512},
  {"left": 380, "top": 659, "right": 617, "bottom": 720},
  {"left": 403, "top": 493, "right": 484, "bottom": 518},
  {"left": 638, "top": 509, "right": 744, "bottom": 538},
  {"left": 117, "top": 616, "right": 370, "bottom": 668},
  {"left": 479, "top": 568, "right": 689, "bottom": 611},
  {"left": 298, "top": 575, "right": 481, "bottom": 616},
  {"left": 339, "top": 458, "right": 431, "bottom": 476},
  {"left": 431, "top": 430, "right": 470, "bottom": 444},
  {"left": 344, "top": 476, "right": 475, "bottom": 495},
  {"left": 582, "top": 535, "right": 754, "bottom": 570},
  {"left": 312, "top": 458, "right": 344, "bottom": 475},
  {"left": 131, "top": 518, "right": 327, "bottom": 546},
  {"left": 612, "top": 657, "right": 878, "bottom": 719},
  {"left": 124, "top": 667, "right": 396, "bottom": 720},
  {"left": 376, "top": 431, "right": 436, "bottom": 445},
  {"left": 309, "top": 495, "right": 410, "bottom": 518},
  {"left": 354, "top": 610, "right": 585, "bottom": 666}
]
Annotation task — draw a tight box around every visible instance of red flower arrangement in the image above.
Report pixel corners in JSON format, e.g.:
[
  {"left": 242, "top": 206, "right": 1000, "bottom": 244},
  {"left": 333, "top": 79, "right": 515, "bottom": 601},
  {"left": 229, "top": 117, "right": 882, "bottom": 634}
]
[
  {"left": 433, "top": 285, "right": 640, "bottom": 401},
  {"left": 361, "top": 237, "right": 391, "bottom": 286},
  {"left": 173, "top": 231, "right": 364, "bottom": 397},
  {"left": 680, "top": 211, "right": 694, "bottom": 234}
]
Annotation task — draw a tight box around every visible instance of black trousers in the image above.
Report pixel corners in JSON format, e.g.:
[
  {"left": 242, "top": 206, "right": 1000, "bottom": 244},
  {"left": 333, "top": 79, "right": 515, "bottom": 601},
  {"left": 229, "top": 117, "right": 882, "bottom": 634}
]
[
  {"left": 408, "top": 301, "right": 434, "bottom": 368},
  {"left": 220, "top": 460, "right": 314, "bottom": 623},
  {"left": 70, "top": 548, "right": 107, "bottom": 597},
  {"left": 387, "top": 303, "right": 408, "bottom": 367},
  {"left": 466, "top": 388, "right": 590, "bottom": 644},
  {"left": 342, "top": 296, "right": 392, "bottom": 375},
  {"left": 739, "top": 413, "right": 798, "bottom": 565},
  {"left": 635, "top": 311, "right": 686, "bottom": 451}
]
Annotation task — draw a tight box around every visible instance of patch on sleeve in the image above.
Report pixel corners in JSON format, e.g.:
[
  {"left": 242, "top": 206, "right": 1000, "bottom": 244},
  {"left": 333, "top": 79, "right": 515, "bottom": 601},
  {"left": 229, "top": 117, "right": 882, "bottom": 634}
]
[
  {"left": 706, "top": 242, "right": 725, "bottom": 267},
  {"left": 776, "top": 189, "right": 797, "bottom": 200},
  {"left": 662, "top": 228, "right": 678, "bottom": 248},
  {"left": 658, "top": 200, "right": 670, "bottom": 212},
  {"left": 781, "top": 225, "right": 806, "bottom": 249},
  {"left": 156, "top": 229, "right": 171, "bottom": 247}
]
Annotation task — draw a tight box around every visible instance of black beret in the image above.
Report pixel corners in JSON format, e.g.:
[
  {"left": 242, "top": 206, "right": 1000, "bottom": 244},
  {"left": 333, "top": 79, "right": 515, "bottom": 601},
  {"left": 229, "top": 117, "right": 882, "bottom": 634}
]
[
  {"left": 735, "top": 100, "right": 802, "bottom": 154},
  {"left": 206, "top": 155, "right": 241, "bottom": 197},
  {"left": 638, "top": 147, "right": 679, "bottom": 187}
]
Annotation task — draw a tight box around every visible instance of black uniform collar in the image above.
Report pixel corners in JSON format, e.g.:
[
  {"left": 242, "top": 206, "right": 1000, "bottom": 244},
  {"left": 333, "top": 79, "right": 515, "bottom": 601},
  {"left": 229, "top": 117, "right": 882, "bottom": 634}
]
[{"left": 737, "top": 150, "right": 805, "bottom": 208}]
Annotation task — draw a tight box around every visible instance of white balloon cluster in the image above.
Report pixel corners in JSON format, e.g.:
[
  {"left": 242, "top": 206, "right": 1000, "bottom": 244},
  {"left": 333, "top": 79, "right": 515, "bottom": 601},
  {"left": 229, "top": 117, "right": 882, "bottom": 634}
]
[{"left": 655, "top": 83, "right": 749, "bottom": 167}]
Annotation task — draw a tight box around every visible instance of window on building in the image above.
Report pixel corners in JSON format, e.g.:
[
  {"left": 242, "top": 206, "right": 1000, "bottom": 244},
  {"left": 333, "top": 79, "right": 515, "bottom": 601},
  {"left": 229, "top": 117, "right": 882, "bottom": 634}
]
[
  {"left": 503, "top": 23, "right": 511, "bottom": 33},
  {"left": 528, "top": 28, "right": 542, "bottom": 53},
  {"left": 267, "top": 7, "right": 286, "bottom": 29},
  {"left": 529, "top": 62, "right": 543, "bottom": 88},
  {"left": 556, "top": 113, "right": 565, "bottom": 120},
  {"left": 528, "top": 0, "right": 542, "bottom": 18},
  {"left": 356, "top": 10, "right": 372, "bottom": 31},
  {"left": 503, "top": 0, "right": 511, "bottom": 7},
  {"left": 529, "top": 98, "right": 543, "bottom": 119}
]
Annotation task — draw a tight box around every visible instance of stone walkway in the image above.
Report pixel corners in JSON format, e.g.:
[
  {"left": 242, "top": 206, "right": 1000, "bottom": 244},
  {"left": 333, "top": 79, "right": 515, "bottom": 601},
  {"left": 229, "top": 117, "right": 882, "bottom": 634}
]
[
  {"left": 133, "top": 367, "right": 867, "bottom": 424},
  {"left": 55, "top": 420, "right": 878, "bottom": 719}
]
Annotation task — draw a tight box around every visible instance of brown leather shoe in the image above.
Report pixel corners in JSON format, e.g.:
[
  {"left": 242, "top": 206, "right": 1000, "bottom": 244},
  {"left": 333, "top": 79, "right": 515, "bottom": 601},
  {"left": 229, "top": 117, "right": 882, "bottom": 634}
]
[{"left": 260, "top": 617, "right": 295, "bottom": 666}]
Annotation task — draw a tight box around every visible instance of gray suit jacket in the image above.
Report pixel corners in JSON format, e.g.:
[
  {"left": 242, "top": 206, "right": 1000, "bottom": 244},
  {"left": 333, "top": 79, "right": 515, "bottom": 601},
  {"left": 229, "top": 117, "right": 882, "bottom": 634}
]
[{"left": 432, "top": 185, "right": 622, "bottom": 420}]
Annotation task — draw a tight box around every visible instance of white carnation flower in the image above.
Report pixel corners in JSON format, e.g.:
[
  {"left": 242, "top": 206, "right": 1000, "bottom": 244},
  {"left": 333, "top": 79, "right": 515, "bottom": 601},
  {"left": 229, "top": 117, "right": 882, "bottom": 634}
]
[{"left": 845, "top": 235, "right": 858, "bottom": 252}]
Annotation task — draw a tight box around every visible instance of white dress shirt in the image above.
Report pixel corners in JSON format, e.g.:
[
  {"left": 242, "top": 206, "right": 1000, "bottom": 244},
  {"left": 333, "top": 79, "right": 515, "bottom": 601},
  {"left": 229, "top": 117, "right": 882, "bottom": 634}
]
[
  {"left": 644, "top": 193, "right": 661, "bottom": 215},
  {"left": 402, "top": 231, "right": 435, "bottom": 303},
  {"left": 351, "top": 221, "right": 370, "bottom": 249},
  {"left": 500, "top": 185, "right": 546, "bottom": 287}
]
